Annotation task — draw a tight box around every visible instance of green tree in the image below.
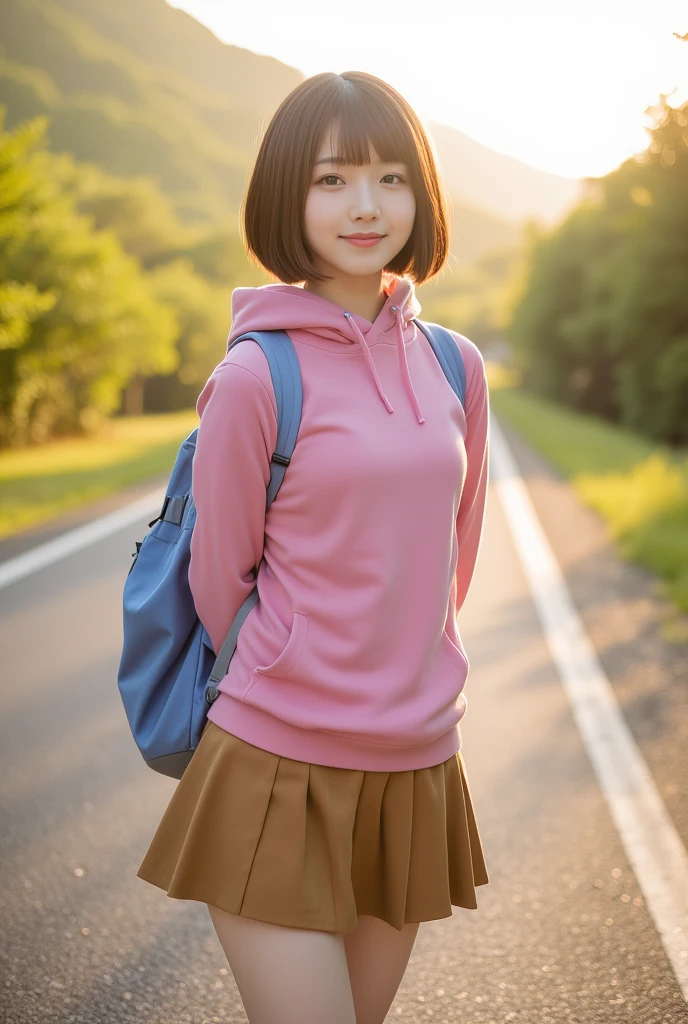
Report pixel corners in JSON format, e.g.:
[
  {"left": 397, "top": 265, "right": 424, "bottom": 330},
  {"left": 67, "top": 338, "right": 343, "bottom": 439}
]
[
  {"left": 0, "top": 111, "right": 179, "bottom": 446},
  {"left": 60, "top": 162, "right": 186, "bottom": 266},
  {"left": 143, "top": 258, "right": 229, "bottom": 412},
  {"left": 508, "top": 94, "right": 688, "bottom": 444}
]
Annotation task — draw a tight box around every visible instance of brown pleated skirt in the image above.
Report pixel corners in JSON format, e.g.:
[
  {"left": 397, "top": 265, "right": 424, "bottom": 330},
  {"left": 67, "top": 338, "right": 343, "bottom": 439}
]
[{"left": 137, "top": 720, "right": 489, "bottom": 935}]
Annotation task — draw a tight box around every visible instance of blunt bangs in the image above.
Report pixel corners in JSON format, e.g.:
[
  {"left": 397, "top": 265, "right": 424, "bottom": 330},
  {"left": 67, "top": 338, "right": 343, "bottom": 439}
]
[{"left": 243, "top": 71, "right": 449, "bottom": 285}]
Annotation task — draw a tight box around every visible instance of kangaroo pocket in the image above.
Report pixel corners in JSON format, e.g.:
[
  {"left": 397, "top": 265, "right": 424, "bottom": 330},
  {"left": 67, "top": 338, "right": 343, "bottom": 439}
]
[
  {"left": 238, "top": 616, "right": 469, "bottom": 746},
  {"left": 241, "top": 612, "right": 310, "bottom": 701}
]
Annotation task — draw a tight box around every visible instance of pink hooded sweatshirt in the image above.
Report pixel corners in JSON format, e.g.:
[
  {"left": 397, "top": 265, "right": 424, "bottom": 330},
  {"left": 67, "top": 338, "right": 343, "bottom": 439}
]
[{"left": 188, "top": 273, "right": 490, "bottom": 771}]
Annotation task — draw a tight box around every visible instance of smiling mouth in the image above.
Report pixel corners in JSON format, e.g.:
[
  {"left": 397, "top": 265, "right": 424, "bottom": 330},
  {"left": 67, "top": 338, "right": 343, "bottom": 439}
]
[{"left": 341, "top": 234, "right": 386, "bottom": 247}]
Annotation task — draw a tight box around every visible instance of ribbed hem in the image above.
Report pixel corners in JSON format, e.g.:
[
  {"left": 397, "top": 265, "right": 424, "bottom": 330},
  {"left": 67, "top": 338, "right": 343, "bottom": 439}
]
[{"left": 206, "top": 692, "right": 461, "bottom": 771}]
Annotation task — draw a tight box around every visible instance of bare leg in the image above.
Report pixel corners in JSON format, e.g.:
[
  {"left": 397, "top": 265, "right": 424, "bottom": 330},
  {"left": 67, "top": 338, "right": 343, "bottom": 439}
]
[
  {"left": 343, "top": 915, "right": 420, "bottom": 1024},
  {"left": 207, "top": 903, "right": 357, "bottom": 1024}
]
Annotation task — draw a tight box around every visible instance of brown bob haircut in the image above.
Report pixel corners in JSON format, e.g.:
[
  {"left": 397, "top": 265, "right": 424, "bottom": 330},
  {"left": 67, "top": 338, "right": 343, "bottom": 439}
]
[{"left": 242, "top": 71, "right": 450, "bottom": 285}]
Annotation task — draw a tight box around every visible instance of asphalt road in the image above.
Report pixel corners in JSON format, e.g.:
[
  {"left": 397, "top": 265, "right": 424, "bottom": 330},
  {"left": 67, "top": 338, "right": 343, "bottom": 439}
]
[{"left": 1, "top": 418, "right": 686, "bottom": 1024}]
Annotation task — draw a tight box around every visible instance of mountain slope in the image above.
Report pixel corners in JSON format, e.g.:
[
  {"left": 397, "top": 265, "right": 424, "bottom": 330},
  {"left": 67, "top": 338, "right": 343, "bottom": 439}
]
[
  {"left": 0, "top": 0, "right": 303, "bottom": 220},
  {"left": 429, "top": 121, "right": 582, "bottom": 227},
  {"left": 55, "top": 0, "right": 303, "bottom": 119}
]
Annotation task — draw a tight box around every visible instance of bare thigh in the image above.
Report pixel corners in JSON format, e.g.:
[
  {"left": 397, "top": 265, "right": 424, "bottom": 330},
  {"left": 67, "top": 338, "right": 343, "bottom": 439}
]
[
  {"left": 207, "top": 904, "right": 357, "bottom": 1024},
  {"left": 343, "top": 915, "right": 420, "bottom": 1024}
]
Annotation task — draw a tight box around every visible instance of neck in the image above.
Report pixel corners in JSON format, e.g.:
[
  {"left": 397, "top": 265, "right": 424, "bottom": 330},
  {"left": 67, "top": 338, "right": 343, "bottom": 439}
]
[{"left": 303, "top": 269, "right": 388, "bottom": 323}]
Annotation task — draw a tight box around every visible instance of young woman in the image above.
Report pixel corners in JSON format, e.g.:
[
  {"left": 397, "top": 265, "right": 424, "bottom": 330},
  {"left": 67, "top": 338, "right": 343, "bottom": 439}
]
[{"left": 137, "top": 70, "right": 491, "bottom": 1024}]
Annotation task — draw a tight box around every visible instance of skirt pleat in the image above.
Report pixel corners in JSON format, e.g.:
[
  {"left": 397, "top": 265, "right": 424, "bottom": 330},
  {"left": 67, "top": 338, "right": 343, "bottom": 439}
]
[{"left": 137, "top": 720, "right": 489, "bottom": 935}]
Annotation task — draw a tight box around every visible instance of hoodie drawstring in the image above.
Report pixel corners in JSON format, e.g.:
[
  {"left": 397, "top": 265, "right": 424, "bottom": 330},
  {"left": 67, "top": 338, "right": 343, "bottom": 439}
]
[
  {"left": 343, "top": 307, "right": 425, "bottom": 425},
  {"left": 391, "top": 305, "right": 425, "bottom": 425},
  {"left": 343, "top": 311, "right": 394, "bottom": 414}
]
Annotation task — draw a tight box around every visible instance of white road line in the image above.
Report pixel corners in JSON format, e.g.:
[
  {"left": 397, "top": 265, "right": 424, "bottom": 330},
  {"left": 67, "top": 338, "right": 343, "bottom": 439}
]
[
  {"left": 0, "top": 488, "right": 165, "bottom": 591},
  {"left": 490, "top": 414, "right": 688, "bottom": 1001}
]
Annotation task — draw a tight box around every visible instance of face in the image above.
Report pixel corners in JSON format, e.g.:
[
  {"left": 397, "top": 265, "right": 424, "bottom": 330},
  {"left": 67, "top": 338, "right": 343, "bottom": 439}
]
[{"left": 304, "top": 126, "right": 416, "bottom": 282}]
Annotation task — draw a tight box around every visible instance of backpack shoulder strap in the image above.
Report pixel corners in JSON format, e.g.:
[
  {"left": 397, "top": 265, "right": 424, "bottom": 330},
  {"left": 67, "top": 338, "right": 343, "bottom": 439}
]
[
  {"left": 413, "top": 320, "right": 467, "bottom": 409},
  {"left": 228, "top": 329, "right": 303, "bottom": 509}
]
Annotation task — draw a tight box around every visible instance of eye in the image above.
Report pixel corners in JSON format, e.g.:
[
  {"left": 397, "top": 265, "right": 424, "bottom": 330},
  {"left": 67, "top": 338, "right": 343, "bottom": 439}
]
[{"left": 315, "top": 172, "right": 406, "bottom": 186}]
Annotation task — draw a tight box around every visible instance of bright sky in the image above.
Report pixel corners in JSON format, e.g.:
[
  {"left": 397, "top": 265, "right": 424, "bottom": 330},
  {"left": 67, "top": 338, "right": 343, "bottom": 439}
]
[{"left": 168, "top": 0, "right": 687, "bottom": 180}]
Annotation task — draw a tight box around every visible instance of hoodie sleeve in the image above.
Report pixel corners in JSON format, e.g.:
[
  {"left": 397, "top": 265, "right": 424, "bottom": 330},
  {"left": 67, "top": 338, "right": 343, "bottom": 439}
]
[
  {"left": 188, "top": 355, "right": 278, "bottom": 656},
  {"left": 452, "top": 337, "right": 491, "bottom": 617}
]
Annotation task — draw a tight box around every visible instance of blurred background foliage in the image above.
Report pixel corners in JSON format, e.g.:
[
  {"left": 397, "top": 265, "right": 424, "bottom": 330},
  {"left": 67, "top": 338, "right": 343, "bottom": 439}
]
[
  {"left": 509, "top": 97, "right": 688, "bottom": 446},
  {"left": 0, "top": 0, "right": 686, "bottom": 455}
]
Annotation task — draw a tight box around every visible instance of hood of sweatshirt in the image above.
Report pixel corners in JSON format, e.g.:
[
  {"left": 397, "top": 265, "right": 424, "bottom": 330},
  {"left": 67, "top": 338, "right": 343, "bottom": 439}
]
[{"left": 227, "top": 273, "right": 427, "bottom": 424}]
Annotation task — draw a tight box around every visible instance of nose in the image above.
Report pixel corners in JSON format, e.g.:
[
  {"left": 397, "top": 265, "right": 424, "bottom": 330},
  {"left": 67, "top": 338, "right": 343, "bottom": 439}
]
[{"left": 349, "top": 179, "right": 381, "bottom": 220}]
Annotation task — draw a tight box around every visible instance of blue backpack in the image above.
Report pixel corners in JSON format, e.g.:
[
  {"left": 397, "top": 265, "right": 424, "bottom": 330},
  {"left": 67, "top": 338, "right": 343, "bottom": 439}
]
[{"left": 117, "top": 321, "right": 467, "bottom": 778}]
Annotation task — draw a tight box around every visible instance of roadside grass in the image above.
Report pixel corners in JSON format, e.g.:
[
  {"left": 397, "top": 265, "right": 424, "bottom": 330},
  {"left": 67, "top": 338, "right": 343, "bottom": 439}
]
[
  {"left": 0, "top": 410, "right": 198, "bottom": 540},
  {"left": 487, "top": 363, "right": 688, "bottom": 635}
]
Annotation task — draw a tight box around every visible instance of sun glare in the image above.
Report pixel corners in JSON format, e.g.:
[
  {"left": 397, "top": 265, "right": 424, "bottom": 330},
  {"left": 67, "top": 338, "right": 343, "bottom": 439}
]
[{"left": 167, "top": 1, "right": 688, "bottom": 179}]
